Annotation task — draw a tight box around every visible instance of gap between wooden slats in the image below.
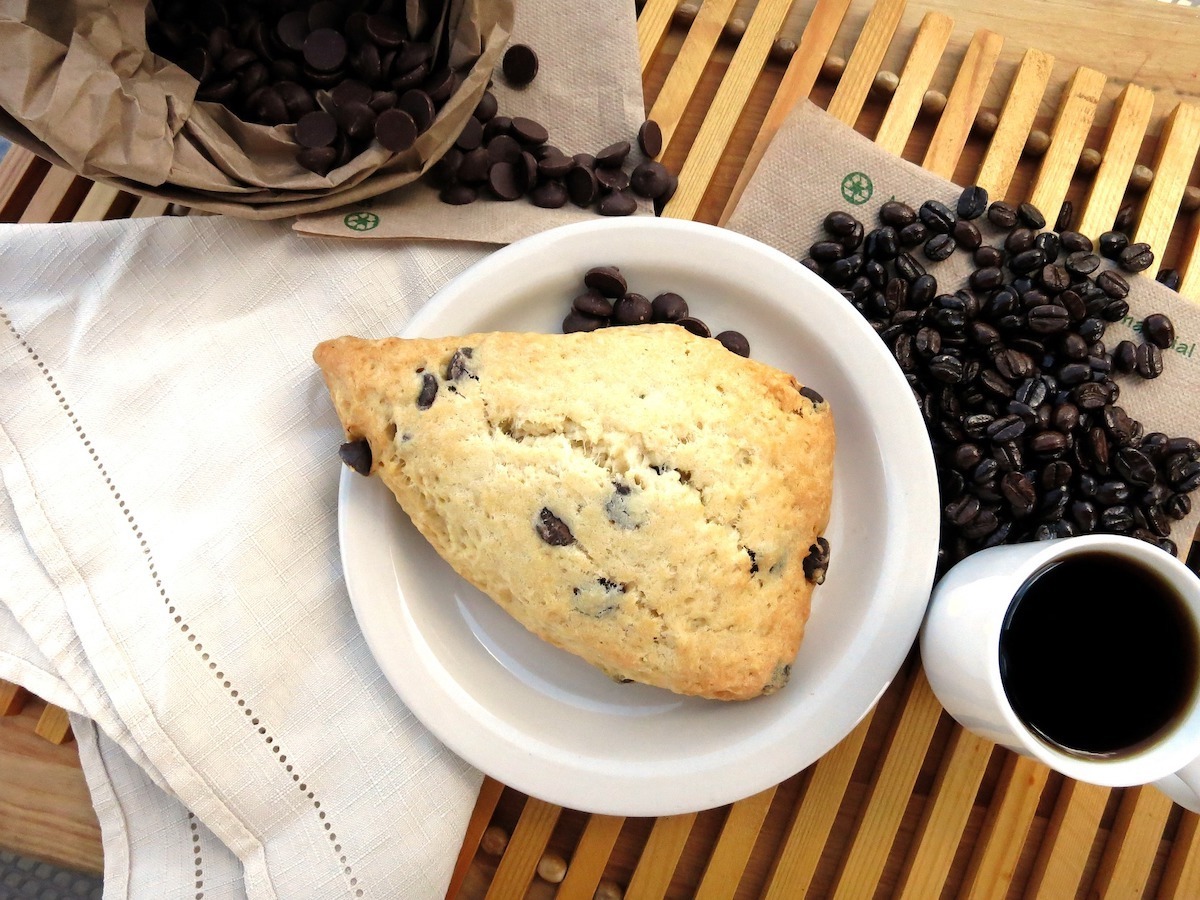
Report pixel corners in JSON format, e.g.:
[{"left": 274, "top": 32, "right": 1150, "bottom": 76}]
[
  {"left": 17, "top": 165, "right": 90, "bottom": 224},
  {"left": 828, "top": 669, "right": 943, "bottom": 899},
  {"left": 760, "top": 707, "right": 875, "bottom": 899},
  {"left": 447, "top": 777, "right": 505, "bottom": 899},
  {"left": 893, "top": 726, "right": 994, "bottom": 900},
  {"left": 1133, "top": 103, "right": 1200, "bottom": 278},
  {"left": 0, "top": 680, "right": 27, "bottom": 716},
  {"left": 484, "top": 797, "right": 561, "bottom": 900},
  {"left": 637, "top": 0, "right": 677, "bottom": 75},
  {"left": 824, "top": 0, "right": 906, "bottom": 126},
  {"left": 1075, "top": 84, "right": 1156, "bottom": 240},
  {"left": 974, "top": 48, "right": 1054, "bottom": 201},
  {"left": 693, "top": 786, "right": 777, "bottom": 898},
  {"left": 625, "top": 812, "right": 697, "bottom": 900},
  {"left": 1088, "top": 785, "right": 1174, "bottom": 897},
  {"left": 1023, "top": 779, "right": 1110, "bottom": 899},
  {"left": 959, "top": 755, "right": 1049, "bottom": 899},
  {"left": 0, "top": 146, "right": 50, "bottom": 221},
  {"left": 662, "top": 0, "right": 796, "bottom": 221},
  {"left": 718, "top": 0, "right": 853, "bottom": 224},
  {"left": 649, "top": 0, "right": 740, "bottom": 151},
  {"left": 921, "top": 29, "right": 1004, "bottom": 179},
  {"left": 1160, "top": 811, "right": 1200, "bottom": 898},
  {"left": 872, "top": 11, "right": 954, "bottom": 156},
  {"left": 554, "top": 814, "right": 624, "bottom": 899},
  {"left": 1026, "top": 67, "right": 1108, "bottom": 221}
]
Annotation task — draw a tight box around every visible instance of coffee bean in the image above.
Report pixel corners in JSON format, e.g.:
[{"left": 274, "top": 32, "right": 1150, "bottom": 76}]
[
  {"left": 957, "top": 185, "right": 989, "bottom": 220},
  {"left": 1055, "top": 200, "right": 1074, "bottom": 232},
  {"left": 1034, "top": 231, "right": 1060, "bottom": 262},
  {"left": 1039, "top": 265, "right": 1071, "bottom": 293},
  {"left": 824, "top": 211, "right": 859, "bottom": 236},
  {"left": 1135, "top": 342, "right": 1164, "bottom": 379},
  {"left": 1098, "top": 230, "right": 1129, "bottom": 259},
  {"left": 946, "top": 494, "right": 982, "bottom": 526},
  {"left": 1113, "top": 203, "right": 1137, "bottom": 235},
  {"left": 919, "top": 200, "right": 956, "bottom": 234},
  {"left": 953, "top": 219, "right": 983, "bottom": 251},
  {"left": 1157, "top": 268, "right": 1182, "bottom": 291},
  {"left": 975, "top": 246, "right": 1004, "bottom": 269},
  {"left": 1064, "top": 251, "right": 1100, "bottom": 276},
  {"left": 339, "top": 438, "right": 372, "bottom": 475},
  {"left": 1118, "top": 242, "right": 1154, "bottom": 273},
  {"left": 1096, "top": 269, "right": 1129, "bottom": 299},
  {"left": 1059, "top": 231, "right": 1093, "bottom": 254},
  {"left": 1143, "top": 313, "right": 1175, "bottom": 349},
  {"left": 924, "top": 233, "right": 956, "bottom": 261},
  {"left": 988, "top": 201, "right": 1019, "bottom": 229},
  {"left": 1016, "top": 202, "right": 1046, "bottom": 229},
  {"left": 502, "top": 44, "right": 539, "bottom": 87},
  {"left": 535, "top": 507, "right": 574, "bottom": 545},
  {"left": 716, "top": 331, "right": 751, "bottom": 357},
  {"left": 898, "top": 222, "right": 929, "bottom": 248},
  {"left": 879, "top": 201, "right": 917, "bottom": 228}
]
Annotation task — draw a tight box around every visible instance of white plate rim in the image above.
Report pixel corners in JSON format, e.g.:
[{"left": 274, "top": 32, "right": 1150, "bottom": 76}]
[{"left": 337, "top": 217, "right": 940, "bottom": 815}]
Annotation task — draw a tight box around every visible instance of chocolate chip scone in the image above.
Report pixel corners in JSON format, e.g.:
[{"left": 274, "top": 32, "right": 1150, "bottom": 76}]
[{"left": 314, "top": 325, "right": 835, "bottom": 700}]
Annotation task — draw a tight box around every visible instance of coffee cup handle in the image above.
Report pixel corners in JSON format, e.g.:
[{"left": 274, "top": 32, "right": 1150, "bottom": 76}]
[{"left": 1156, "top": 757, "right": 1200, "bottom": 813}]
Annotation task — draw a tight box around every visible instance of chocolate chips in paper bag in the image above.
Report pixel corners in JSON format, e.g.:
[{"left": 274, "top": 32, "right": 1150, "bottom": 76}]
[{"left": 726, "top": 101, "right": 1200, "bottom": 571}]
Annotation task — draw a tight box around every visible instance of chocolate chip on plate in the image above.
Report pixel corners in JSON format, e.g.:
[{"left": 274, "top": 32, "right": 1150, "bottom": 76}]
[
  {"left": 339, "top": 438, "right": 372, "bottom": 475},
  {"left": 584, "top": 266, "right": 627, "bottom": 297},
  {"left": 716, "top": 330, "right": 751, "bottom": 357},
  {"left": 651, "top": 292, "right": 688, "bottom": 322}
]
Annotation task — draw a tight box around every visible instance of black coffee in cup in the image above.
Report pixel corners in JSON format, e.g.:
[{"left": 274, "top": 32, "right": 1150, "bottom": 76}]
[{"left": 999, "top": 551, "right": 1200, "bottom": 757}]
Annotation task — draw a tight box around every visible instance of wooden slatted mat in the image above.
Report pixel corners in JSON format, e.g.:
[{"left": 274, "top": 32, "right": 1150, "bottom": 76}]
[
  {"left": 450, "top": 0, "right": 1200, "bottom": 895},
  {"left": 3, "top": 0, "right": 1200, "bottom": 894}
]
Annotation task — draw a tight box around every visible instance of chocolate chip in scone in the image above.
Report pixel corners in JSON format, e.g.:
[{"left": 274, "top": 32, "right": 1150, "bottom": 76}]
[
  {"left": 445, "top": 347, "right": 475, "bottom": 380},
  {"left": 416, "top": 371, "right": 438, "bottom": 409},
  {"left": 746, "top": 548, "right": 759, "bottom": 574},
  {"left": 338, "top": 438, "right": 372, "bottom": 476},
  {"left": 604, "top": 482, "right": 644, "bottom": 529},
  {"left": 798, "top": 385, "right": 825, "bottom": 407},
  {"left": 803, "top": 537, "right": 831, "bottom": 584},
  {"left": 716, "top": 330, "right": 750, "bottom": 357},
  {"left": 536, "top": 507, "right": 575, "bottom": 545},
  {"left": 763, "top": 662, "right": 791, "bottom": 694}
]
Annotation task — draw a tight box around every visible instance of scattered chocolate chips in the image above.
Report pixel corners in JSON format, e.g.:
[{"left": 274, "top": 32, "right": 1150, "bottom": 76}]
[
  {"left": 804, "top": 187, "right": 1196, "bottom": 573},
  {"left": 535, "top": 507, "right": 574, "bottom": 546},
  {"left": 502, "top": 43, "right": 539, "bottom": 87},
  {"left": 338, "top": 438, "right": 372, "bottom": 475}
]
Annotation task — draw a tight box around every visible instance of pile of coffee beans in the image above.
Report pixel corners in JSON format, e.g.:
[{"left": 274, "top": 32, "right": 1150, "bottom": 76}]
[
  {"left": 147, "top": 0, "right": 469, "bottom": 174},
  {"left": 804, "top": 187, "right": 1198, "bottom": 574},
  {"left": 562, "top": 266, "right": 750, "bottom": 356},
  {"left": 427, "top": 85, "right": 675, "bottom": 214}
]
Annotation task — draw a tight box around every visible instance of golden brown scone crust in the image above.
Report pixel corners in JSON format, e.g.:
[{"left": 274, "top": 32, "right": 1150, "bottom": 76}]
[{"left": 315, "top": 325, "right": 835, "bottom": 700}]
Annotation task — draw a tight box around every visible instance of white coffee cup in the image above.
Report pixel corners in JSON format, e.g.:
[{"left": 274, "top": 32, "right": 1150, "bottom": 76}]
[{"left": 921, "top": 533, "right": 1200, "bottom": 810}]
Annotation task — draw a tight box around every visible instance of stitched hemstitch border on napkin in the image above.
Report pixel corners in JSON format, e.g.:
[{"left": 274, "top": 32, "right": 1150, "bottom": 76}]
[{"left": 0, "top": 304, "right": 336, "bottom": 898}]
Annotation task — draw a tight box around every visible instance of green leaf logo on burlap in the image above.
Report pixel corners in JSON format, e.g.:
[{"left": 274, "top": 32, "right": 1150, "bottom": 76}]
[{"left": 840, "top": 172, "right": 873, "bottom": 205}]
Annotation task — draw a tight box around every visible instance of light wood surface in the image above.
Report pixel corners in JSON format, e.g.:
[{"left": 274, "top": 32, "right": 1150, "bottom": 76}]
[{"left": 3, "top": 0, "right": 1200, "bottom": 896}]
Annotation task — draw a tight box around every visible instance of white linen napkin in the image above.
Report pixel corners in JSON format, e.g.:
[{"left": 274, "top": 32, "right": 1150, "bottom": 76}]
[{"left": 0, "top": 216, "right": 494, "bottom": 899}]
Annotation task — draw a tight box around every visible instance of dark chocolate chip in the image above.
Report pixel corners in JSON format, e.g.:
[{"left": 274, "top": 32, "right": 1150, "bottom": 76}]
[
  {"left": 445, "top": 347, "right": 475, "bottom": 380},
  {"left": 584, "top": 266, "right": 627, "bottom": 297},
  {"left": 716, "top": 331, "right": 750, "bottom": 357},
  {"left": 338, "top": 439, "right": 372, "bottom": 475},
  {"left": 676, "top": 316, "right": 711, "bottom": 338},
  {"left": 799, "top": 385, "right": 824, "bottom": 406},
  {"left": 295, "top": 110, "right": 338, "bottom": 148},
  {"left": 416, "top": 372, "right": 438, "bottom": 409},
  {"left": 303, "top": 28, "right": 347, "bottom": 72},
  {"left": 638, "top": 119, "right": 663, "bottom": 157},
  {"left": 613, "top": 293, "right": 653, "bottom": 325},
  {"left": 502, "top": 43, "right": 539, "bottom": 87},
  {"left": 566, "top": 164, "right": 598, "bottom": 206},
  {"left": 488, "top": 161, "right": 523, "bottom": 201},
  {"left": 651, "top": 292, "right": 688, "bottom": 322},
  {"left": 375, "top": 108, "right": 418, "bottom": 151},
  {"left": 595, "top": 141, "right": 631, "bottom": 168},
  {"left": 535, "top": 507, "right": 574, "bottom": 545},
  {"left": 803, "top": 537, "right": 831, "bottom": 584},
  {"left": 529, "top": 180, "right": 568, "bottom": 208},
  {"left": 598, "top": 189, "right": 637, "bottom": 216}
]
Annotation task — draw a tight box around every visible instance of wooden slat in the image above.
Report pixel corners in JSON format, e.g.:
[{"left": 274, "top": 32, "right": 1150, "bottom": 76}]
[
  {"left": 483, "top": 798, "right": 561, "bottom": 900},
  {"left": 33, "top": 704, "right": 72, "bottom": 745},
  {"left": 719, "top": 0, "right": 853, "bottom": 223},
  {"left": 694, "top": 786, "right": 777, "bottom": 898},
  {"left": 130, "top": 195, "right": 173, "bottom": 218},
  {"left": 1179, "top": 209, "right": 1200, "bottom": 302},
  {"left": 873, "top": 11, "right": 955, "bottom": 156},
  {"left": 1133, "top": 102, "right": 1200, "bottom": 277},
  {"left": 0, "top": 145, "right": 50, "bottom": 220},
  {"left": 447, "top": 777, "right": 505, "bottom": 900},
  {"left": 829, "top": 669, "right": 943, "bottom": 899},
  {"left": 1089, "top": 785, "right": 1173, "bottom": 897},
  {"left": 824, "top": 0, "right": 907, "bottom": 126},
  {"left": 17, "top": 166, "right": 89, "bottom": 224},
  {"left": 974, "top": 48, "right": 1055, "bottom": 199},
  {"left": 761, "top": 707, "right": 876, "bottom": 899},
  {"left": 1024, "top": 780, "right": 1110, "bottom": 899},
  {"left": 921, "top": 29, "right": 1004, "bottom": 179},
  {"left": 555, "top": 814, "right": 625, "bottom": 899},
  {"left": 960, "top": 755, "right": 1050, "bottom": 899},
  {"left": 662, "top": 0, "right": 796, "bottom": 221},
  {"left": 71, "top": 183, "right": 124, "bottom": 224},
  {"left": 1026, "top": 67, "right": 1108, "bottom": 220},
  {"left": 637, "top": 0, "right": 677, "bottom": 75},
  {"left": 0, "top": 680, "right": 28, "bottom": 716},
  {"left": 625, "top": 813, "right": 697, "bottom": 900},
  {"left": 648, "top": 0, "right": 740, "bottom": 150},
  {"left": 1160, "top": 811, "right": 1200, "bottom": 899},
  {"left": 1076, "top": 84, "right": 1156, "bottom": 239},
  {"left": 894, "top": 727, "right": 994, "bottom": 900}
]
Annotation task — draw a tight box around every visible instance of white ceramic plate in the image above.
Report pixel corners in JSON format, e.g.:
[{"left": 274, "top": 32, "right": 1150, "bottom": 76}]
[{"left": 338, "top": 218, "right": 939, "bottom": 816}]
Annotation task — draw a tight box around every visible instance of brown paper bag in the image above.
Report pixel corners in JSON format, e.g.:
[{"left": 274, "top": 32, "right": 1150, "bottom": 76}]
[
  {"left": 0, "top": 0, "right": 512, "bottom": 219},
  {"left": 293, "top": 0, "right": 652, "bottom": 244},
  {"left": 727, "top": 100, "right": 1200, "bottom": 559}
]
